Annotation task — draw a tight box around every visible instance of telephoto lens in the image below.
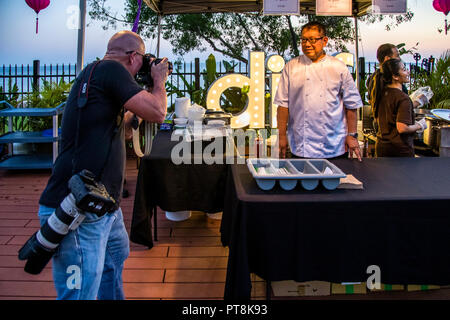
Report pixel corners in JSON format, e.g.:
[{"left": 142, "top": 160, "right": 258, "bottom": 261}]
[
  {"left": 19, "top": 193, "right": 84, "bottom": 274},
  {"left": 18, "top": 194, "right": 84, "bottom": 274},
  {"left": 18, "top": 169, "right": 116, "bottom": 275}
]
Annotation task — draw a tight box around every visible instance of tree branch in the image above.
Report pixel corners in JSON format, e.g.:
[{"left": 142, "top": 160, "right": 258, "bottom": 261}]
[
  {"left": 286, "top": 16, "right": 299, "bottom": 57},
  {"left": 236, "top": 14, "right": 261, "bottom": 51}
]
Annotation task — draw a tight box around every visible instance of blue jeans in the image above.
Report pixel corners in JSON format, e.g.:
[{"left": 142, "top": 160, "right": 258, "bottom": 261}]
[{"left": 38, "top": 205, "right": 130, "bottom": 300}]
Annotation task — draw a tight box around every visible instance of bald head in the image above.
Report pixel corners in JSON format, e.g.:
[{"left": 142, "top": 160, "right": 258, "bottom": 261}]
[{"left": 106, "top": 30, "right": 145, "bottom": 56}]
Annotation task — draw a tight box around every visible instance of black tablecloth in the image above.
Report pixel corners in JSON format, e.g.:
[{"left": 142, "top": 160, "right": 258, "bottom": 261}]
[
  {"left": 130, "top": 131, "right": 229, "bottom": 248},
  {"left": 221, "top": 157, "right": 450, "bottom": 299}
]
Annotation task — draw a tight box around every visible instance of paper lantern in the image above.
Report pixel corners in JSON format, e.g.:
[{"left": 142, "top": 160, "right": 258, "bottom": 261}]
[
  {"left": 433, "top": 0, "right": 450, "bottom": 34},
  {"left": 25, "top": 0, "right": 50, "bottom": 34}
]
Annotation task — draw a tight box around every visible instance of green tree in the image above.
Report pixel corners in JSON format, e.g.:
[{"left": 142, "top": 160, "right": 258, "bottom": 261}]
[{"left": 88, "top": 0, "right": 414, "bottom": 63}]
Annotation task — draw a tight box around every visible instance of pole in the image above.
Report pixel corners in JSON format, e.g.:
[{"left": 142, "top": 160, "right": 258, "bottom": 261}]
[
  {"left": 354, "top": 15, "right": 360, "bottom": 90},
  {"left": 156, "top": 15, "right": 162, "bottom": 57},
  {"left": 76, "top": 0, "right": 87, "bottom": 76}
]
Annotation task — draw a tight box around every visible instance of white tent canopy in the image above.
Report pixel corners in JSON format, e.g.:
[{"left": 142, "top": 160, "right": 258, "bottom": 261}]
[{"left": 143, "top": 0, "right": 372, "bottom": 16}]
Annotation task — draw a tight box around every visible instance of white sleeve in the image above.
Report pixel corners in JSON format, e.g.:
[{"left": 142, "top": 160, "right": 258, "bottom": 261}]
[{"left": 341, "top": 67, "right": 363, "bottom": 110}]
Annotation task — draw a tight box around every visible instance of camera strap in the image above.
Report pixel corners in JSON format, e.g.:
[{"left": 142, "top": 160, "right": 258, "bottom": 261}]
[
  {"left": 72, "top": 60, "right": 102, "bottom": 175},
  {"left": 72, "top": 60, "right": 123, "bottom": 182}
]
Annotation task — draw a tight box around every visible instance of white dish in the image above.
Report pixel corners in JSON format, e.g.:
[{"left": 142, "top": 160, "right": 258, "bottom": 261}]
[
  {"left": 207, "top": 120, "right": 226, "bottom": 127},
  {"left": 174, "top": 117, "right": 188, "bottom": 125}
]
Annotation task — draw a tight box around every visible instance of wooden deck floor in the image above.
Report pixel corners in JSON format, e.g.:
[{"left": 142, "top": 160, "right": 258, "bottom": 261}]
[{"left": 0, "top": 159, "right": 448, "bottom": 300}]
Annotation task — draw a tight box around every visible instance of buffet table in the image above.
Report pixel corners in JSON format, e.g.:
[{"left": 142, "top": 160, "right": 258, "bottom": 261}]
[
  {"left": 220, "top": 157, "right": 450, "bottom": 299},
  {"left": 130, "top": 130, "right": 230, "bottom": 248}
]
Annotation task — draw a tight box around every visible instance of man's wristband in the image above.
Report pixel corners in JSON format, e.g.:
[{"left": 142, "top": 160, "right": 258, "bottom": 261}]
[{"left": 348, "top": 132, "right": 358, "bottom": 139}]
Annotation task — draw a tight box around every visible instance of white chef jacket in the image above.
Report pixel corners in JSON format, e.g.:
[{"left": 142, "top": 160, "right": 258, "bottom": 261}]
[{"left": 274, "top": 54, "right": 362, "bottom": 158}]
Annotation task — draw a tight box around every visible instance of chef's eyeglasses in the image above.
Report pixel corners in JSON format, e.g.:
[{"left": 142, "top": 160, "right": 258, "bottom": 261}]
[
  {"left": 125, "top": 50, "right": 145, "bottom": 57},
  {"left": 300, "top": 37, "right": 324, "bottom": 44}
]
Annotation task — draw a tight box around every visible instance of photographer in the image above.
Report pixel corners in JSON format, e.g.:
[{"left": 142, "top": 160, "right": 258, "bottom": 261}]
[{"left": 34, "top": 31, "right": 169, "bottom": 300}]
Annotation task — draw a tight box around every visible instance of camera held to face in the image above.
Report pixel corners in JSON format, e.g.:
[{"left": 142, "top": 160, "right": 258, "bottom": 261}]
[
  {"left": 18, "top": 170, "right": 117, "bottom": 275},
  {"left": 135, "top": 53, "right": 173, "bottom": 87}
]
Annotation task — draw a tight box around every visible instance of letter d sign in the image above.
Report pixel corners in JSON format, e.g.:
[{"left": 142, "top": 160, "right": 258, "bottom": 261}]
[{"left": 206, "top": 52, "right": 265, "bottom": 128}]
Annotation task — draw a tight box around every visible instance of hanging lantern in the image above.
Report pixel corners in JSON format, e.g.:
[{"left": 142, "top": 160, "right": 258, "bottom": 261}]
[
  {"left": 25, "top": 0, "right": 51, "bottom": 34},
  {"left": 433, "top": 0, "right": 450, "bottom": 35}
]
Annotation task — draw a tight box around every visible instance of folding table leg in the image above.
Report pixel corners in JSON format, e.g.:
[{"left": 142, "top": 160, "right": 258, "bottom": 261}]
[{"left": 153, "top": 205, "right": 158, "bottom": 241}]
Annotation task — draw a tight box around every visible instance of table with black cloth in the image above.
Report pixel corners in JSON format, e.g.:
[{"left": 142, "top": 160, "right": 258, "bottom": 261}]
[
  {"left": 220, "top": 157, "right": 450, "bottom": 300},
  {"left": 130, "top": 130, "right": 229, "bottom": 248}
]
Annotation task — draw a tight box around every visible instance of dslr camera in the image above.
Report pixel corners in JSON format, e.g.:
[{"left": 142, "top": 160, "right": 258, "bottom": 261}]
[
  {"left": 18, "top": 170, "right": 117, "bottom": 275},
  {"left": 135, "top": 53, "right": 173, "bottom": 87}
]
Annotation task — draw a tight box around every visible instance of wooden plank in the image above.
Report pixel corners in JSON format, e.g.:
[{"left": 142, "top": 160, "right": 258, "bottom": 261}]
[
  {"left": 0, "top": 245, "right": 22, "bottom": 255},
  {"left": 0, "top": 281, "right": 56, "bottom": 297},
  {"left": 123, "top": 269, "right": 164, "bottom": 283},
  {"left": 0, "top": 267, "right": 52, "bottom": 281},
  {"left": 164, "top": 269, "right": 226, "bottom": 283},
  {"left": 0, "top": 227, "right": 37, "bottom": 236},
  {"left": 0, "top": 236, "right": 13, "bottom": 245},
  {"left": 124, "top": 257, "right": 228, "bottom": 269},
  {"left": 172, "top": 228, "right": 221, "bottom": 237},
  {"left": 168, "top": 246, "right": 228, "bottom": 257},
  {"left": 129, "top": 246, "right": 169, "bottom": 257},
  {"left": 124, "top": 282, "right": 225, "bottom": 299},
  {"left": 138, "top": 236, "right": 224, "bottom": 247},
  {"left": 0, "top": 220, "right": 30, "bottom": 227}
]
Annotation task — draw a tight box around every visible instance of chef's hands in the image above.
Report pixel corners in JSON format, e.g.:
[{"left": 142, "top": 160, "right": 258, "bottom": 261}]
[
  {"left": 410, "top": 87, "right": 434, "bottom": 108},
  {"left": 346, "top": 135, "right": 362, "bottom": 162},
  {"left": 412, "top": 94, "right": 429, "bottom": 108},
  {"left": 415, "top": 118, "right": 427, "bottom": 133}
]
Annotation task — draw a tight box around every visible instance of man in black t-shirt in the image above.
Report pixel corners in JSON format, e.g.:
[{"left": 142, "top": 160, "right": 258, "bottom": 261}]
[{"left": 37, "top": 30, "right": 169, "bottom": 300}]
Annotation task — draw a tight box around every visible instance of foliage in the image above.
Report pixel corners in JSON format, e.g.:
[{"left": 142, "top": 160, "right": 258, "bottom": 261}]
[
  {"left": 88, "top": 0, "right": 415, "bottom": 62},
  {"left": 166, "top": 54, "right": 249, "bottom": 114},
  {"left": 413, "top": 50, "right": 450, "bottom": 109},
  {"left": 20, "top": 78, "right": 73, "bottom": 131},
  {"left": 1, "top": 83, "right": 23, "bottom": 134},
  {"left": 396, "top": 42, "right": 419, "bottom": 58}
]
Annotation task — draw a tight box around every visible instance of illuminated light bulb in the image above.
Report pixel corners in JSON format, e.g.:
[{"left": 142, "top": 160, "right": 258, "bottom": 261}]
[
  {"left": 255, "top": 88, "right": 259, "bottom": 92},
  {"left": 226, "top": 78, "right": 231, "bottom": 83},
  {"left": 212, "top": 90, "right": 217, "bottom": 94},
  {"left": 255, "top": 63, "right": 259, "bottom": 67},
  {"left": 255, "top": 97, "right": 259, "bottom": 101},
  {"left": 276, "top": 78, "right": 280, "bottom": 82},
  {"left": 236, "top": 78, "right": 240, "bottom": 82},
  {"left": 255, "top": 80, "right": 259, "bottom": 84},
  {"left": 254, "top": 114, "right": 258, "bottom": 118},
  {"left": 210, "top": 100, "right": 214, "bottom": 104},
  {"left": 255, "top": 54, "right": 259, "bottom": 59},
  {"left": 254, "top": 106, "right": 259, "bottom": 110},
  {"left": 218, "top": 83, "right": 223, "bottom": 87},
  {"left": 254, "top": 122, "right": 259, "bottom": 126},
  {"left": 254, "top": 71, "right": 259, "bottom": 76},
  {"left": 270, "top": 64, "right": 275, "bottom": 69},
  {"left": 244, "top": 82, "right": 249, "bottom": 86}
]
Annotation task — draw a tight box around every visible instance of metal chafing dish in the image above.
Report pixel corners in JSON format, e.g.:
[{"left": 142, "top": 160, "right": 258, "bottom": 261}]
[
  {"left": 203, "top": 109, "right": 232, "bottom": 125},
  {"left": 422, "top": 110, "right": 450, "bottom": 155}
]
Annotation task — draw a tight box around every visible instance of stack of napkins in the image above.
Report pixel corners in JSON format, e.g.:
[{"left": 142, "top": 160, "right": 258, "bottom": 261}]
[{"left": 338, "top": 174, "right": 364, "bottom": 190}]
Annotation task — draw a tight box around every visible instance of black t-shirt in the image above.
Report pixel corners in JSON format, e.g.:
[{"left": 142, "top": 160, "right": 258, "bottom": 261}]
[
  {"left": 39, "top": 60, "right": 143, "bottom": 208},
  {"left": 376, "top": 87, "right": 415, "bottom": 156}
]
